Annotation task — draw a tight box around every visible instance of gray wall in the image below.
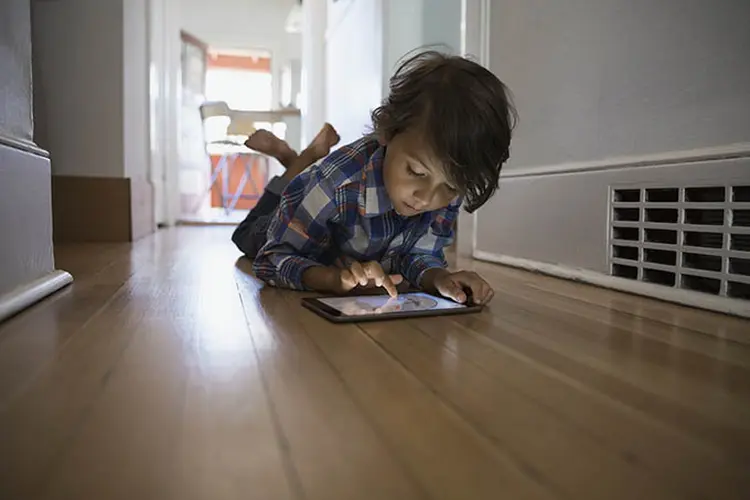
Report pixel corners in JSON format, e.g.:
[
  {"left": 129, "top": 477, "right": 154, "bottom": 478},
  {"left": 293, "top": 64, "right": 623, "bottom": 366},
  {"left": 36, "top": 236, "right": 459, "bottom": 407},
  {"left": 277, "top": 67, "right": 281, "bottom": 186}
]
[
  {"left": 0, "top": 0, "right": 56, "bottom": 298},
  {"left": 32, "top": 0, "right": 125, "bottom": 178},
  {"left": 422, "top": 0, "right": 461, "bottom": 54},
  {"left": 326, "top": 0, "right": 384, "bottom": 145},
  {"left": 327, "top": 0, "right": 462, "bottom": 145},
  {"left": 475, "top": 0, "right": 750, "bottom": 273},
  {"left": 0, "top": 0, "right": 33, "bottom": 143},
  {"left": 489, "top": 0, "right": 750, "bottom": 169},
  {"left": 32, "top": 0, "right": 153, "bottom": 183}
]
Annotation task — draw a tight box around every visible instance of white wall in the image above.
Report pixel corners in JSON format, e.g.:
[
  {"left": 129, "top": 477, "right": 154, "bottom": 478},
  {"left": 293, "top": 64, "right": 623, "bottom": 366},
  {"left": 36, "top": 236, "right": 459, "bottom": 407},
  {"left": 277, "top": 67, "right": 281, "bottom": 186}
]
[
  {"left": 422, "top": 0, "right": 461, "bottom": 53},
  {"left": 123, "top": 0, "right": 150, "bottom": 181},
  {"left": 302, "top": 0, "right": 328, "bottom": 146},
  {"left": 489, "top": 0, "right": 750, "bottom": 171},
  {"left": 179, "top": 0, "right": 300, "bottom": 108},
  {"left": 323, "top": 0, "right": 462, "bottom": 146},
  {"left": 32, "top": 0, "right": 126, "bottom": 178},
  {"left": 472, "top": 0, "right": 750, "bottom": 290},
  {"left": 0, "top": 0, "right": 33, "bottom": 144},
  {"left": 382, "top": 0, "right": 423, "bottom": 93},
  {"left": 1, "top": 0, "right": 56, "bottom": 299},
  {"left": 325, "top": 0, "right": 384, "bottom": 145},
  {"left": 31, "top": 0, "right": 151, "bottom": 180}
]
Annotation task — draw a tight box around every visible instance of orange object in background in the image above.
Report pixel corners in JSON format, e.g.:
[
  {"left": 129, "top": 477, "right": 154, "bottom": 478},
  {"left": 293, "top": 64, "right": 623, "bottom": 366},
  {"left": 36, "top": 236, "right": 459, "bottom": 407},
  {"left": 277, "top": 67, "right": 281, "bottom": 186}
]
[{"left": 209, "top": 154, "right": 267, "bottom": 210}]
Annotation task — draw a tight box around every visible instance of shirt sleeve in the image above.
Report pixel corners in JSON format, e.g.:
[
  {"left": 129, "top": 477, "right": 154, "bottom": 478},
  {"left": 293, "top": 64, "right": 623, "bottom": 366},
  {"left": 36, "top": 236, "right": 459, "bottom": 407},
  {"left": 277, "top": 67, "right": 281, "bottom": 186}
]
[
  {"left": 400, "top": 202, "right": 459, "bottom": 287},
  {"left": 252, "top": 168, "right": 339, "bottom": 290}
]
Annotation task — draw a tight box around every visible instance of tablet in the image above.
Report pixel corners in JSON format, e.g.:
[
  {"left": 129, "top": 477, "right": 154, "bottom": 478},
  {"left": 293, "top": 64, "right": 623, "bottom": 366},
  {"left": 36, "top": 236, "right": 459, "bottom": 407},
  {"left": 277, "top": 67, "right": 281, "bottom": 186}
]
[{"left": 301, "top": 292, "right": 483, "bottom": 323}]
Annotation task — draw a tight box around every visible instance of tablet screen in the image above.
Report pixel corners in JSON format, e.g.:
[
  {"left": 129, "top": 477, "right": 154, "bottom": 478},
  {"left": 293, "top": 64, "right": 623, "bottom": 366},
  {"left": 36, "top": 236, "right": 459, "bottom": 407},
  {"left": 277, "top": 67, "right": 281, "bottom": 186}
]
[{"left": 317, "top": 292, "right": 465, "bottom": 317}]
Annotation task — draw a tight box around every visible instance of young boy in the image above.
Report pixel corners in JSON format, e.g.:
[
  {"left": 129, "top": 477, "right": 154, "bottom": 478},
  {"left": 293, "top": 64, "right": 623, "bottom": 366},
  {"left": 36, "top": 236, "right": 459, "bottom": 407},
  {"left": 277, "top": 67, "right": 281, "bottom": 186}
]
[{"left": 233, "top": 51, "right": 516, "bottom": 305}]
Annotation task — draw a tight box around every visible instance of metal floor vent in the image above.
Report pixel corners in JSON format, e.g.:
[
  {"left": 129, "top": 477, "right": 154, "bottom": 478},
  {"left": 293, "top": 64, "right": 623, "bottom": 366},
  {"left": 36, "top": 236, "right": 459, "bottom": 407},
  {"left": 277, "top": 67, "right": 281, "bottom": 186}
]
[{"left": 609, "top": 185, "right": 750, "bottom": 301}]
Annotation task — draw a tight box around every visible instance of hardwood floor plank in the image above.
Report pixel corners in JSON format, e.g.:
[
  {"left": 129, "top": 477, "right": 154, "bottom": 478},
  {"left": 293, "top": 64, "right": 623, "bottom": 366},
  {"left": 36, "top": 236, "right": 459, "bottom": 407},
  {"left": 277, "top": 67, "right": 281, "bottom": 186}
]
[
  {"left": 447, "top": 309, "right": 750, "bottom": 461},
  {"left": 2, "top": 227, "right": 747, "bottom": 500},
  {"left": 476, "top": 294, "right": 750, "bottom": 430},
  {"left": 0, "top": 230, "right": 295, "bottom": 500},
  {"left": 492, "top": 289, "right": 750, "bottom": 403},
  {"left": 495, "top": 277, "right": 750, "bottom": 369},
  {"left": 414, "top": 316, "right": 750, "bottom": 500},
  {"left": 0, "top": 241, "right": 143, "bottom": 409},
  {"left": 480, "top": 263, "right": 750, "bottom": 344},
  {"left": 359, "top": 319, "right": 700, "bottom": 500},
  {"left": 0, "top": 285, "right": 149, "bottom": 499},
  {"left": 235, "top": 272, "right": 426, "bottom": 500},
  {"left": 283, "top": 295, "right": 559, "bottom": 500}
]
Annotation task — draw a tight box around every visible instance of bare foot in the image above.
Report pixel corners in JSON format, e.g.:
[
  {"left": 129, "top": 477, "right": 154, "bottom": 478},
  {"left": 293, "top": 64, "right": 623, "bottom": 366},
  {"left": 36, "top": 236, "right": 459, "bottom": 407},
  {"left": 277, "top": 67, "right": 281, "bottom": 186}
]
[
  {"left": 282, "top": 123, "right": 341, "bottom": 180},
  {"left": 310, "top": 123, "right": 341, "bottom": 158},
  {"left": 244, "top": 129, "right": 297, "bottom": 169}
]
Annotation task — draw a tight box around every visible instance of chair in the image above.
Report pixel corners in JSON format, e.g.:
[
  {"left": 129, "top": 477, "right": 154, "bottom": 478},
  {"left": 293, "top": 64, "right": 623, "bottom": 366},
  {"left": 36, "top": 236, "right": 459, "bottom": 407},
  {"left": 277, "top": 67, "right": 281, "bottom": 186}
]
[{"left": 196, "top": 101, "right": 270, "bottom": 214}]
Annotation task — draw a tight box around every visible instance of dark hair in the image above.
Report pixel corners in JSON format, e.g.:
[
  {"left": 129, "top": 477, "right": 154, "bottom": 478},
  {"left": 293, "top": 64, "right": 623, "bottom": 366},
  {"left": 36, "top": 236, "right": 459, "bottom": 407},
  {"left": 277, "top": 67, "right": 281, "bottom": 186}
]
[{"left": 371, "top": 50, "right": 517, "bottom": 213}]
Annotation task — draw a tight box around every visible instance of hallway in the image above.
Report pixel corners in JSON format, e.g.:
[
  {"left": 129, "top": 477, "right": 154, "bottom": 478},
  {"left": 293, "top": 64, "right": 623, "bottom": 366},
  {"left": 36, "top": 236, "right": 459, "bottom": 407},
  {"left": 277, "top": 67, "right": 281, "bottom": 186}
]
[{"left": 0, "top": 227, "right": 748, "bottom": 500}]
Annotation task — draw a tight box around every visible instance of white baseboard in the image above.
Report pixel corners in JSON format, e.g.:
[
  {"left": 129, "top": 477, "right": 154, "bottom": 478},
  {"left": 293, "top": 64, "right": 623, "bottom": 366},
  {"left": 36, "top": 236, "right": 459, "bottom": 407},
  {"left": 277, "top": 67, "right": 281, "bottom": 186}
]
[
  {"left": 0, "top": 270, "right": 74, "bottom": 323},
  {"left": 473, "top": 250, "right": 750, "bottom": 319},
  {"left": 501, "top": 141, "right": 750, "bottom": 179}
]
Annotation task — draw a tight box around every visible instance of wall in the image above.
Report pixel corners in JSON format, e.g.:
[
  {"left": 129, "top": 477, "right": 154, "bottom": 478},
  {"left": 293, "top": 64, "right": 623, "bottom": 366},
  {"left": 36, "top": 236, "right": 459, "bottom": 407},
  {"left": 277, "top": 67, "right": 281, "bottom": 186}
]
[
  {"left": 324, "top": 0, "right": 461, "bottom": 145},
  {"left": 302, "top": 0, "right": 328, "bottom": 146},
  {"left": 32, "top": 0, "right": 125, "bottom": 178},
  {"left": 1, "top": 0, "right": 70, "bottom": 319},
  {"left": 32, "top": 0, "right": 152, "bottom": 181},
  {"left": 474, "top": 0, "right": 750, "bottom": 273},
  {"left": 382, "top": 0, "right": 423, "bottom": 93},
  {"left": 488, "top": 0, "right": 750, "bottom": 171},
  {"left": 123, "top": 0, "right": 150, "bottom": 181},
  {"left": 179, "top": 0, "right": 300, "bottom": 109},
  {"left": 32, "top": 0, "right": 154, "bottom": 242},
  {"left": 422, "top": 0, "right": 461, "bottom": 53},
  {"left": 325, "top": 0, "right": 384, "bottom": 145},
  {"left": 0, "top": 0, "right": 34, "bottom": 144}
]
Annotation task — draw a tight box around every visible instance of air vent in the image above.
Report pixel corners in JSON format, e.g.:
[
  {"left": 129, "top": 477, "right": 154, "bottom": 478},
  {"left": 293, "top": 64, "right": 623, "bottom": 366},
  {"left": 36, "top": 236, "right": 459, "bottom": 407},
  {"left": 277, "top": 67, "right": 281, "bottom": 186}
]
[{"left": 609, "top": 184, "right": 750, "bottom": 301}]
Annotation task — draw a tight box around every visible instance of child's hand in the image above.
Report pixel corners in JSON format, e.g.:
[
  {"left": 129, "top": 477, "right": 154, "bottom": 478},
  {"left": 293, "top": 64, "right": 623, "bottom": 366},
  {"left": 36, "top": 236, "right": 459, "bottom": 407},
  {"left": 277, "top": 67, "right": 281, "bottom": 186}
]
[
  {"left": 338, "top": 261, "right": 402, "bottom": 298},
  {"left": 429, "top": 270, "right": 494, "bottom": 305}
]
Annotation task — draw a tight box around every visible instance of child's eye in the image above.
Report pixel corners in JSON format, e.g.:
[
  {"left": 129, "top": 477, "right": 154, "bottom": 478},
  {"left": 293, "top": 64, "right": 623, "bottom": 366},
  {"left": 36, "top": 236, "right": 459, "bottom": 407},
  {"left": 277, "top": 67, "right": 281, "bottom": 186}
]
[{"left": 407, "top": 164, "right": 425, "bottom": 177}]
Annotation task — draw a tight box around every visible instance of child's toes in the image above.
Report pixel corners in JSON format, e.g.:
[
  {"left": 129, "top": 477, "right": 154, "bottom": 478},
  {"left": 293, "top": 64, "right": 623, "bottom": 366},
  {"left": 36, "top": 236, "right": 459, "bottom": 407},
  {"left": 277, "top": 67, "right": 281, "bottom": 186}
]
[{"left": 245, "top": 130, "right": 275, "bottom": 153}]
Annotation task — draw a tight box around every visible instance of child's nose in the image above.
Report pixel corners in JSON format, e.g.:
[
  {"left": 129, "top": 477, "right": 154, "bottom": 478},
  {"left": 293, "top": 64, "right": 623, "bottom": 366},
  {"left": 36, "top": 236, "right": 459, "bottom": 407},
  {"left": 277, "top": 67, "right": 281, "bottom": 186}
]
[{"left": 412, "top": 189, "right": 432, "bottom": 209}]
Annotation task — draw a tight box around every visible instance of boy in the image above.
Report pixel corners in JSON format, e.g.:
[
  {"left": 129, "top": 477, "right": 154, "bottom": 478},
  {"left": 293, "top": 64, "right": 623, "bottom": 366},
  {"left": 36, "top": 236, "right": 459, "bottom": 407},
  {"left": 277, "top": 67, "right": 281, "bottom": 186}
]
[{"left": 233, "top": 51, "right": 516, "bottom": 305}]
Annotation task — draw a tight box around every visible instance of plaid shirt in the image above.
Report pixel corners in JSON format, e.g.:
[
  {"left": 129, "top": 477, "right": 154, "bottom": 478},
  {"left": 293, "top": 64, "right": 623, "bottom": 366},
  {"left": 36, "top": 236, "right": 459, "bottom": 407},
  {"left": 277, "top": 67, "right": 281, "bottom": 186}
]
[{"left": 253, "top": 136, "right": 460, "bottom": 290}]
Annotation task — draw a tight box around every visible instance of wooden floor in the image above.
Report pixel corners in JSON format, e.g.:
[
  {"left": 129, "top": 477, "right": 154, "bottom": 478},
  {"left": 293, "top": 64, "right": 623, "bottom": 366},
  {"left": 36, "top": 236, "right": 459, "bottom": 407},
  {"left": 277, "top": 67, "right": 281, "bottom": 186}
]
[{"left": 1, "top": 227, "right": 749, "bottom": 500}]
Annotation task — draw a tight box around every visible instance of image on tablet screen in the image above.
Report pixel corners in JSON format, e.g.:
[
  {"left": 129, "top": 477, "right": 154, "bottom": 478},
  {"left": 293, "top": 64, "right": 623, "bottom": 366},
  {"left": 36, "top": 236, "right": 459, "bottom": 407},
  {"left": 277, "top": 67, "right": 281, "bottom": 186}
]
[{"left": 317, "top": 292, "right": 465, "bottom": 316}]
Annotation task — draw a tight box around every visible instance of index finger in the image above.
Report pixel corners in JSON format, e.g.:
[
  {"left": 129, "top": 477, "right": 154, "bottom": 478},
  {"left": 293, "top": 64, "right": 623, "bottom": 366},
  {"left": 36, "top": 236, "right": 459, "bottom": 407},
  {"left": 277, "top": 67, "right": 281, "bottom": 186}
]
[
  {"left": 380, "top": 274, "right": 398, "bottom": 298},
  {"left": 364, "top": 262, "right": 398, "bottom": 298}
]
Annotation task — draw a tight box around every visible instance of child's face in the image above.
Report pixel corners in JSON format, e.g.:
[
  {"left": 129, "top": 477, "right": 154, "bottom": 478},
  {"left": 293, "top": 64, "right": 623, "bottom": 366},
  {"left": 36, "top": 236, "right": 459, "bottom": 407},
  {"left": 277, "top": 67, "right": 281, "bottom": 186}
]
[{"left": 382, "top": 130, "right": 460, "bottom": 217}]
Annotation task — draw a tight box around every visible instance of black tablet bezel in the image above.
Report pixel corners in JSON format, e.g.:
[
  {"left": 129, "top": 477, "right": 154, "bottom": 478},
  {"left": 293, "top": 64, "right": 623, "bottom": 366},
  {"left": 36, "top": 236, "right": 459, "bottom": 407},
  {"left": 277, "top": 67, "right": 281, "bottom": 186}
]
[{"left": 301, "top": 293, "right": 483, "bottom": 323}]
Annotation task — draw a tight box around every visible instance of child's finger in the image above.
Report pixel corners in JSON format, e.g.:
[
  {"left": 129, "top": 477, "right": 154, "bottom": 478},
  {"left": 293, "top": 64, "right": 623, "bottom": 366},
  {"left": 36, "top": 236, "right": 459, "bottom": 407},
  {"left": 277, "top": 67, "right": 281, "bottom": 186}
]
[
  {"left": 362, "top": 261, "right": 387, "bottom": 285},
  {"left": 478, "top": 281, "right": 493, "bottom": 304},
  {"left": 450, "top": 271, "right": 488, "bottom": 304},
  {"left": 380, "top": 274, "right": 398, "bottom": 298},
  {"left": 363, "top": 262, "right": 398, "bottom": 298},
  {"left": 349, "top": 262, "right": 368, "bottom": 286},
  {"left": 438, "top": 280, "right": 466, "bottom": 303},
  {"left": 339, "top": 270, "right": 358, "bottom": 291}
]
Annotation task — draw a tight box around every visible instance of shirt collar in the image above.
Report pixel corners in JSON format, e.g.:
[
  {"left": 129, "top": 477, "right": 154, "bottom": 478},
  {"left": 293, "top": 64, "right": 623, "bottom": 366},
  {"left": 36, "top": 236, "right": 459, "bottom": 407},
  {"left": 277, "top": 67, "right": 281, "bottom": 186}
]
[{"left": 359, "top": 145, "right": 395, "bottom": 217}]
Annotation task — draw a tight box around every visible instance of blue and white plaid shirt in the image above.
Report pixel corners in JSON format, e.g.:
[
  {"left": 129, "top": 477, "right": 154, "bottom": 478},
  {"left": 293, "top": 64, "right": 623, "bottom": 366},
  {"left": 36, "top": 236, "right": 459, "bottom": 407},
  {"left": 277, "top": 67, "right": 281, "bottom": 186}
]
[{"left": 253, "top": 136, "right": 460, "bottom": 290}]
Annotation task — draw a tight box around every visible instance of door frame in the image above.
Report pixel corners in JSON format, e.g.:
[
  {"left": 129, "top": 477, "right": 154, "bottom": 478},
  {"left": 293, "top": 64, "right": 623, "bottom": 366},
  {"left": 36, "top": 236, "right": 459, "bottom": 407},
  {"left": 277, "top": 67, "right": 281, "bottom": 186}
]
[{"left": 456, "top": 0, "right": 491, "bottom": 257}]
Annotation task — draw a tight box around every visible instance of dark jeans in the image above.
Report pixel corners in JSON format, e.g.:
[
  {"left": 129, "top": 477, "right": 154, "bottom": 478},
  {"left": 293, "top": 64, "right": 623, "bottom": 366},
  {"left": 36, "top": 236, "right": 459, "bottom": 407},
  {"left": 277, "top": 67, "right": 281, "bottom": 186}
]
[{"left": 231, "top": 176, "right": 288, "bottom": 258}]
